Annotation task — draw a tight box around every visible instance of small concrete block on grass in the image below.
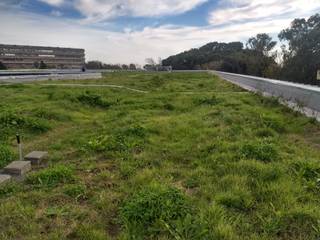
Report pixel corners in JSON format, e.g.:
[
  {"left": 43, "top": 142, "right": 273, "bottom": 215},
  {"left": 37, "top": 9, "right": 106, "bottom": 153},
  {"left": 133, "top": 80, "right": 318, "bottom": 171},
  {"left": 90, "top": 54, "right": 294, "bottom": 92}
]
[
  {"left": 4, "top": 161, "right": 31, "bottom": 176},
  {"left": 25, "top": 151, "right": 48, "bottom": 165},
  {"left": 0, "top": 174, "right": 11, "bottom": 185}
]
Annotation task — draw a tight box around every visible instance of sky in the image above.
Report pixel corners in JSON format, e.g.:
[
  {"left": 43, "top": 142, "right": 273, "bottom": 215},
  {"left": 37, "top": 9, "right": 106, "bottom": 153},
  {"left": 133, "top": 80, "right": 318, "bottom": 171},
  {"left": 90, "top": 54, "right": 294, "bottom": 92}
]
[{"left": 0, "top": 0, "right": 319, "bottom": 65}]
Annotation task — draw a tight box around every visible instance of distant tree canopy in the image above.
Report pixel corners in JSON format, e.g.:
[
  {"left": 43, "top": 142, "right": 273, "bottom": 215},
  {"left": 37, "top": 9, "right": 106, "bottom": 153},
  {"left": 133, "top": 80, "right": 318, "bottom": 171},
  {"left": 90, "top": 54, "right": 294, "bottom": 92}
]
[
  {"left": 246, "top": 33, "right": 277, "bottom": 56},
  {"left": 162, "top": 41, "right": 277, "bottom": 77},
  {"left": 0, "top": 61, "right": 7, "bottom": 70},
  {"left": 279, "top": 13, "right": 320, "bottom": 84},
  {"left": 85, "top": 61, "right": 138, "bottom": 70},
  {"left": 162, "top": 13, "right": 320, "bottom": 85}
]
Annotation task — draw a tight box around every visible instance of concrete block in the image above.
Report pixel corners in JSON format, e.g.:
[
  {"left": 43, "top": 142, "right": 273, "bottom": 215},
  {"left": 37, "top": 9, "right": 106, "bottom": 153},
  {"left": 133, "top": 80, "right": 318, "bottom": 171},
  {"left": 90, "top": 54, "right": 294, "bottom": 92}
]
[
  {"left": 25, "top": 151, "right": 48, "bottom": 165},
  {"left": 0, "top": 174, "right": 11, "bottom": 185},
  {"left": 4, "top": 161, "right": 31, "bottom": 176}
]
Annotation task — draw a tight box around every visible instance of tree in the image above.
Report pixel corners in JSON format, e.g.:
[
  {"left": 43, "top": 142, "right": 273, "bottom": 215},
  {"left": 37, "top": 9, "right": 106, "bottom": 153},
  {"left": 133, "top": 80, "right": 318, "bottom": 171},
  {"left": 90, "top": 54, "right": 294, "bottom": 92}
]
[
  {"left": 39, "top": 61, "right": 47, "bottom": 69},
  {"left": 246, "top": 33, "right": 277, "bottom": 56},
  {"left": 279, "top": 13, "right": 320, "bottom": 84},
  {"left": 0, "top": 61, "right": 7, "bottom": 70},
  {"left": 145, "top": 58, "right": 156, "bottom": 66},
  {"left": 86, "top": 61, "right": 103, "bottom": 69},
  {"left": 122, "top": 64, "right": 129, "bottom": 70},
  {"left": 129, "top": 63, "right": 137, "bottom": 70},
  {"left": 33, "top": 61, "right": 39, "bottom": 69}
]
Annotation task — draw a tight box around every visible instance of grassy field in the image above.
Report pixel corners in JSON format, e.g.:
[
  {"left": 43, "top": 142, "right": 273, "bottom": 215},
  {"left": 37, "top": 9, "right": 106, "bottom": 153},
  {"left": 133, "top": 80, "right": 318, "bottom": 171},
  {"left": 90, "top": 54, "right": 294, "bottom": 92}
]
[{"left": 0, "top": 72, "right": 320, "bottom": 240}]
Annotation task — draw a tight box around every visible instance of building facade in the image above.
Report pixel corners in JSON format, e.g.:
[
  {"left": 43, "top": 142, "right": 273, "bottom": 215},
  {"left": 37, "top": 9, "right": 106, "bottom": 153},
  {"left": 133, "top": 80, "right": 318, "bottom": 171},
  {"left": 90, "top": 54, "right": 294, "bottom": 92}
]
[{"left": 0, "top": 44, "right": 85, "bottom": 69}]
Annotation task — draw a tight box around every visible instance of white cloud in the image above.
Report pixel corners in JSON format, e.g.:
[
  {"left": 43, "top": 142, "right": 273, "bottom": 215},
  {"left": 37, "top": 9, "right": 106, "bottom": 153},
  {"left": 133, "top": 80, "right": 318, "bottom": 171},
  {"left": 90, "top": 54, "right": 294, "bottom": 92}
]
[
  {"left": 209, "top": 0, "right": 320, "bottom": 25},
  {"left": 39, "top": 0, "right": 64, "bottom": 6},
  {"left": 51, "top": 10, "right": 63, "bottom": 17},
  {"left": 38, "top": 0, "right": 207, "bottom": 22}
]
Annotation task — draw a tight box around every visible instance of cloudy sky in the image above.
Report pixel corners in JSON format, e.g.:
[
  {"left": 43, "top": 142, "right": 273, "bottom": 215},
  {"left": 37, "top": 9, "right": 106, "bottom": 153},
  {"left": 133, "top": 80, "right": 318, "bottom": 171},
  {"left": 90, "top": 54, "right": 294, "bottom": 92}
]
[{"left": 0, "top": 0, "right": 319, "bottom": 64}]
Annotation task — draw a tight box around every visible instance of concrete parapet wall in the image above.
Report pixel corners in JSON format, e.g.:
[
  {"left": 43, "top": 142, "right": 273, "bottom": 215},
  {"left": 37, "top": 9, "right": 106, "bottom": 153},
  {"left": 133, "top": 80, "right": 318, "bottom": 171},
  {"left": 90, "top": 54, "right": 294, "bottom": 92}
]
[
  {"left": 0, "top": 72, "right": 102, "bottom": 83},
  {"left": 211, "top": 70, "right": 320, "bottom": 119}
]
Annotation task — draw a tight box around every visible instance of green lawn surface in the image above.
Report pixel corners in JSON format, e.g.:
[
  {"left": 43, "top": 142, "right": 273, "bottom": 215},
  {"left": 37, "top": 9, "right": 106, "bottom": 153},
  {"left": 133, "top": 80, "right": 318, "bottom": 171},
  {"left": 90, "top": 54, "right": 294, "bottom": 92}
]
[{"left": 0, "top": 72, "right": 319, "bottom": 240}]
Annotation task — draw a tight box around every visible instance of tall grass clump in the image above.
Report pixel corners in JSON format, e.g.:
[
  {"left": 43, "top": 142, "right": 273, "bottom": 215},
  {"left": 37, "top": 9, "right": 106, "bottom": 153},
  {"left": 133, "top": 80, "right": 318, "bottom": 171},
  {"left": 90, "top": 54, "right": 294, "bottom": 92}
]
[
  {"left": 0, "top": 145, "right": 14, "bottom": 168},
  {"left": 76, "top": 91, "right": 112, "bottom": 108},
  {"left": 120, "top": 184, "right": 192, "bottom": 237},
  {"left": 0, "top": 110, "right": 51, "bottom": 133},
  {"left": 26, "top": 165, "right": 75, "bottom": 187},
  {"left": 194, "top": 95, "right": 222, "bottom": 106},
  {"left": 241, "top": 140, "right": 279, "bottom": 162}
]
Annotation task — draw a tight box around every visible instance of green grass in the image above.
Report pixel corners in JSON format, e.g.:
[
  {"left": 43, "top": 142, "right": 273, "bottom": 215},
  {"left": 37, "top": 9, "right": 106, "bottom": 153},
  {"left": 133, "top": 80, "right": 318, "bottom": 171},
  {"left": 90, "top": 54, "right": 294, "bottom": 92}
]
[{"left": 0, "top": 72, "right": 320, "bottom": 239}]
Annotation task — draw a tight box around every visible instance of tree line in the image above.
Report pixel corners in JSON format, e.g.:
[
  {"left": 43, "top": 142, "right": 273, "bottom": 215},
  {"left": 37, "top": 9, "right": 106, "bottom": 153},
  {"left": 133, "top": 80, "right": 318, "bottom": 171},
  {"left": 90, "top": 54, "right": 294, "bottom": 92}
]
[
  {"left": 85, "top": 61, "right": 140, "bottom": 71},
  {"left": 162, "top": 14, "right": 320, "bottom": 85}
]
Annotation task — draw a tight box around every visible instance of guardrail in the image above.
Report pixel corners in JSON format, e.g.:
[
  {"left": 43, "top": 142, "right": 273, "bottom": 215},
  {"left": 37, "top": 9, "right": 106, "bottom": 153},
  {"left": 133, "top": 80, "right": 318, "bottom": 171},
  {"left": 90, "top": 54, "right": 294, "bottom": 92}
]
[{"left": 211, "top": 71, "right": 320, "bottom": 119}]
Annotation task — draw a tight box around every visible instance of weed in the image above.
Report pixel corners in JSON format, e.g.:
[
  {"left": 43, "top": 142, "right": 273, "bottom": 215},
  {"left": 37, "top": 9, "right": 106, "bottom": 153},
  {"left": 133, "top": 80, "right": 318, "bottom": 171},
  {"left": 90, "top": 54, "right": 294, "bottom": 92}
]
[
  {"left": 216, "top": 190, "right": 254, "bottom": 211},
  {"left": 26, "top": 165, "right": 75, "bottom": 187},
  {"left": 122, "top": 125, "right": 147, "bottom": 138},
  {"left": 63, "top": 184, "right": 86, "bottom": 200},
  {"left": 260, "top": 115, "right": 287, "bottom": 133},
  {"left": 45, "top": 206, "right": 69, "bottom": 218},
  {"left": 291, "top": 160, "right": 320, "bottom": 193},
  {"left": 120, "top": 184, "right": 192, "bottom": 236},
  {"left": 265, "top": 208, "right": 319, "bottom": 239},
  {"left": 163, "top": 103, "right": 175, "bottom": 111},
  {"left": 183, "top": 175, "right": 200, "bottom": 189},
  {"left": 0, "top": 110, "right": 51, "bottom": 133},
  {"left": 86, "top": 132, "right": 145, "bottom": 158},
  {"left": 255, "top": 128, "right": 277, "bottom": 138},
  {"left": 194, "top": 95, "right": 221, "bottom": 106},
  {"left": 77, "top": 91, "right": 112, "bottom": 108},
  {"left": 0, "top": 144, "right": 14, "bottom": 168},
  {"left": 241, "top": 140, "right": 279, "bottom": 162},
  {"left": 34, "top": 108, "right": 71, "bottom": 121},
  {"left": 0, "top": 201, "right": 37, "bottom": 239},
  {"left": 68, "top": 224, "right": 109, "bottom": 240},
  {"left": 0, "top": 182, "right": 21, "bottom": 198}
]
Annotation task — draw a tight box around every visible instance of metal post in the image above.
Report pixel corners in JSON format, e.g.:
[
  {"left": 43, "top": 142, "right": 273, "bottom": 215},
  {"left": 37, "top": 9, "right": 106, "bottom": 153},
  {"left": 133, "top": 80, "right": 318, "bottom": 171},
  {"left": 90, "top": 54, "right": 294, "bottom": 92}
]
[{"left": 16, "top": 134, "right": 23, "bottom": 161}]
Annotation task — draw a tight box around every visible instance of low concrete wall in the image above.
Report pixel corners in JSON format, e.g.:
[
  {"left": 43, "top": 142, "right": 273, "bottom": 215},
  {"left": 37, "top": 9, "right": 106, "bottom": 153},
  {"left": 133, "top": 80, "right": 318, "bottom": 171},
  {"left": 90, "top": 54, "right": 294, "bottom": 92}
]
[
  {"left": 211, "top": 71, "right": 320, "bottom": 118},
  {"left": 0, "top": 73, "right": 102, "bottom": 83}
]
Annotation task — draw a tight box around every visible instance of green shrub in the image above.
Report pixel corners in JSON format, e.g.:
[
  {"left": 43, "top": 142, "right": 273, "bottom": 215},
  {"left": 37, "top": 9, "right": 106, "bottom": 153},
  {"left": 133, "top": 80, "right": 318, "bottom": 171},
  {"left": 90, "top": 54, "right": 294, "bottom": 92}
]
[
  {"left": 0, "top": 111, "right": 50, "bottom": 133},
  {"left": 0, "top": 145, "right": 14, "bottom": 168},
  {"left": 120, "top": 185, "right": 192, "bottom": 236},
  {"left": 26, "top": 165, "right": 75, "bottom": 187},
  {"left": 241, "top": 140, "right": 279, "bottom": 162},
  {"left": 76, "top": 92, "right": 111, "bottom": 108}
]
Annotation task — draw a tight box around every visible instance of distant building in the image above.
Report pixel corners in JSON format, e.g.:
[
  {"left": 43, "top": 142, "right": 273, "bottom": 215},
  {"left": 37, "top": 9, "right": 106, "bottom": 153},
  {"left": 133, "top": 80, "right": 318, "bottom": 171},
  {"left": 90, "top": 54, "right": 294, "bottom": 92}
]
[{"left": 0, "top": 44, "right": 85, "bottom": 69}]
